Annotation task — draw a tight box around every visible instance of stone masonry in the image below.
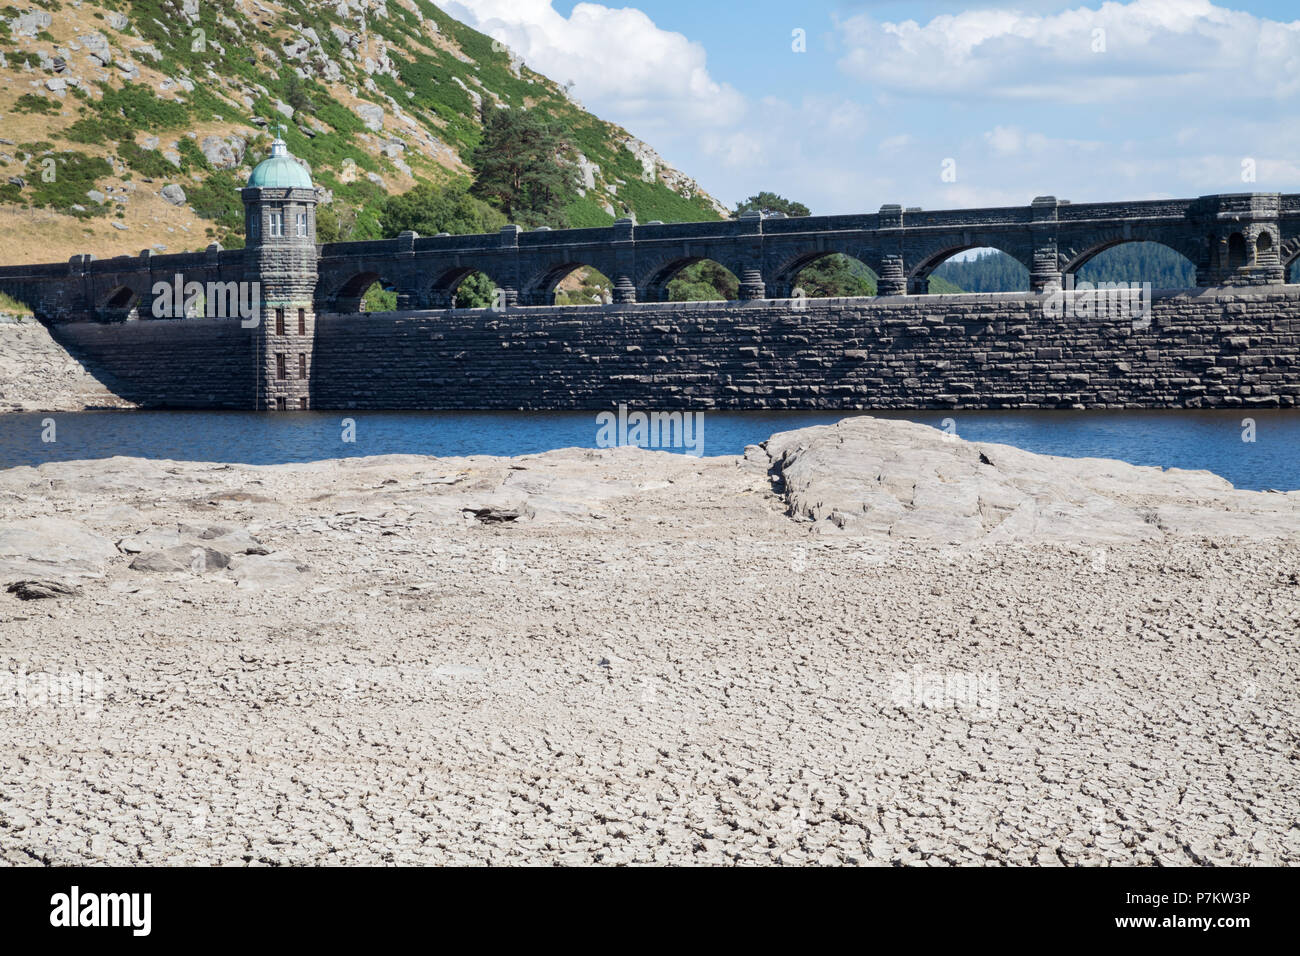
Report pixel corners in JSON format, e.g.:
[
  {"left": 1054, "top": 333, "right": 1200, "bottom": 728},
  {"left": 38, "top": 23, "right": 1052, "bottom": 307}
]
[
  {"left": 0, "top": 192, "right": 1297, "bottom": 409},
  {"left": 42, "top": 287, "right": 1300, "bottom": 410}
]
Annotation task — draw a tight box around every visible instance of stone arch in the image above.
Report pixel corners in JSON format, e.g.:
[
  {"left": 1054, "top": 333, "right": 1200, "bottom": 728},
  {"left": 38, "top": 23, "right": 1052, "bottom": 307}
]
[
  {"left": 1256, "top": 230, "right": 1274, "bottom": 259},
  {"left": 521, "top": 260, "right": 614, "bottom": 306},
  {"left": 768, "top": 246, "right": 881, "bottom": 298},
  {"left": 636, "top": 254, "right": 747, "bottom": 302},
  {"left": 428, "top": 265, "right": 507, "bottom": 309},
  {"left": 1227, "top": 232, "right": 1248, "bottom": 270},
  {"left": 1279, "top": 236, "right": 1300, "bottom": 282},
  {"left": 906, "top": 241, "right": 1033, "bottom": 294},
  {"left": 99, "top": 284, "right": 141, "bottom": 320},
  {"left": 1058, "top": 231, "right": 1202, "bottom": 278},
  {"left": 327, "top": 270, "right": 398, "bottom": 313}
]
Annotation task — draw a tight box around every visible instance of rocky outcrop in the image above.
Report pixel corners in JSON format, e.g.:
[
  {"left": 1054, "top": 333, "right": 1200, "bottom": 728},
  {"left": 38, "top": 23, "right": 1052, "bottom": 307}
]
[
  {"left": 763, "top": 416, "right": 1300, "bottom": 545},
  {"left": 0, "top": 317, "right": 134, "bottom": 412}
]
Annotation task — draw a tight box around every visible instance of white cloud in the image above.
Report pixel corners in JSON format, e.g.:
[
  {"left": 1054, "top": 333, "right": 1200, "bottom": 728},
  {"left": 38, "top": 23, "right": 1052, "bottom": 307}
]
[
  {"left": 837, "top": 0, "right": 1300, "bottom": 105},
  {"left": 440, "top": 0, "right": 746, "bottom": 135}
]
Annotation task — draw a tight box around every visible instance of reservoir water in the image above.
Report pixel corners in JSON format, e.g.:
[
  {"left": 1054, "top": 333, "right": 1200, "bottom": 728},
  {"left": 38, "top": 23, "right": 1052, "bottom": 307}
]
[{"left": 0, "top": 408, "right": 1296, "bottom": 491}]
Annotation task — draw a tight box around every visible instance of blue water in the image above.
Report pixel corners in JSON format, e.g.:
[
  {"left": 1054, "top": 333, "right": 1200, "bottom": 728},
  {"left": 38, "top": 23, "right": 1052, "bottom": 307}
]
[{"left": 0, "top": 409, "right": 1296, "bottom": 490}]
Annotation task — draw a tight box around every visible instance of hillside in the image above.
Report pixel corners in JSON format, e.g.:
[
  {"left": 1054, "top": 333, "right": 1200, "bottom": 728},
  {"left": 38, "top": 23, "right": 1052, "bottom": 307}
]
[{"left": 0, "top": 0, "right": 727, "bottom": 265}]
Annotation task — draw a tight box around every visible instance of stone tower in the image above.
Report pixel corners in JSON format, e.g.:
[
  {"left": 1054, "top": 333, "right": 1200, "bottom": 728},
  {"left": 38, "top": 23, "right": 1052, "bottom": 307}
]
[{"left": 242, "top": 134, "right": 318, "bottom": 410}]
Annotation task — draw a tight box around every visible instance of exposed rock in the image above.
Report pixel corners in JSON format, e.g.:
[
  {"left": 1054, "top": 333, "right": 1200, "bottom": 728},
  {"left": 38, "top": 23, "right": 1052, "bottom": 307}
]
[
  {"left": 0, "top": 429, "right": 1295, "bottom": 865},
  {"left": 355, "top": 102, "right": 384, "bottom": 132},
  {"left": 160, "top": 184, "right": 187, "bottom": 206},
  {"left": 129, "top": 546, "right": 231, "bottom": 573},
  {"left": 6, "top": 580, "right": 81, "bottom": 600},
  {"left": 77, "top": 33, "right": 113, "bottom": 67},
  {"left": 0, "top": 518, "right": 117, "bottom": 583},
  {"left": 764, "top": 417, "right": 1300, "bottom": 544},
  {"left": 200, "top": 135, "right": 246, "bottom": 169},
  {"left": 10, "top": 10, "right": 52, "bottom": 38}
]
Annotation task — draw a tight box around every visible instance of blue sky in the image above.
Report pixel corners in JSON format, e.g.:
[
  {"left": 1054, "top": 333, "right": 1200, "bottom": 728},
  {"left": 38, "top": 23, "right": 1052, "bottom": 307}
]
[{"left": 440, "top": 1, "right": 1300, "bottom": 215}]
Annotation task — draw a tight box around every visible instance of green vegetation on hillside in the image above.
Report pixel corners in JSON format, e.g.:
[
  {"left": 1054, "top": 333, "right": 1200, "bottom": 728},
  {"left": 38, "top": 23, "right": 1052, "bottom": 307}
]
[{"left": 0, "top": 0, "right": 726, "bottom": 252}]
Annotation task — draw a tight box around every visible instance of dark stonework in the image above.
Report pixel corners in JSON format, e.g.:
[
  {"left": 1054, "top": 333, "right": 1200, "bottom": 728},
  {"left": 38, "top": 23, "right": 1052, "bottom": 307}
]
[
  {"left": 41, "top": 287, "right": 1300, "bottom": 411},
  {"left": 0, "top": 192, "right": 1297, "bottom": 410}
]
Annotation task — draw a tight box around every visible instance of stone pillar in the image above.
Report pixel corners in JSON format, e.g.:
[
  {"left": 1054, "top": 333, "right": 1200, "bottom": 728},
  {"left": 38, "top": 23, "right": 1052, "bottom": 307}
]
[
  {"left": 611, "top": 275, "right": 636, "bottom": 304},
  {"left": 738, "top": 267, "right": 766, "bottom": 300},
  {"left": 496, "top": 224, "right": 521, "bottom": 307},
  {"left": 735, "top": 210, "right": 767, "bottom": 300},
  {"left": 876, "top": 204, "right": 907, "bottom": 296},
  {"left": 1030, "top": 196, "right": 1063, "bottom": 293},
  {"left": 610, "top": 215, "right": 637, "bottom": 303}
]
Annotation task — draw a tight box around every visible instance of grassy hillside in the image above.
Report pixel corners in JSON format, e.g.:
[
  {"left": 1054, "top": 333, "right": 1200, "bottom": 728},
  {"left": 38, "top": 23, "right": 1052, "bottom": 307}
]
[{"left": 0, "top": 0, "right": 726, "bottom": 263}]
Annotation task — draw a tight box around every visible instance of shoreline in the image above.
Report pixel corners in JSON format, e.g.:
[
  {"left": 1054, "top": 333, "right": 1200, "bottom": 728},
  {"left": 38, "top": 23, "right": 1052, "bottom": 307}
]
[{"left": 1, "top": 417, "right": 1297, "bottom": 864}]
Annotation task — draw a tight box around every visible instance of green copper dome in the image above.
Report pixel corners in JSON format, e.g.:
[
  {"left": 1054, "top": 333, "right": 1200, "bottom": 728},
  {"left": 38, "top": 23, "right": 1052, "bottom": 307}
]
[{"left": 247, "top": 137, "right": 313, "bottom": 190}]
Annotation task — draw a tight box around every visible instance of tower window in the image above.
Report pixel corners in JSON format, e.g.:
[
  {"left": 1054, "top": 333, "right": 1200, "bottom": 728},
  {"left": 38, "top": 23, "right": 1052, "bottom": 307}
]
[
  {"left": 298, "top": 353, "right": 307, "bottom": 379},
  {"left": 298, "top": 308, "right": 306, "bottom": 334},
  {"left": 275, "top": 308, "right": 285, "bottom": 335},
  {"left": 250, "top": 217, "right": 260, "bottom": 240},
  {"left": 269, "top": 212, "right": 284, "bottom": 238},
  {"left": 276, "top": 396, "right": 287, "bottom": 411},
  {"left": 299, "top": 397, "right": 308, "bottom": 410},
  {"left": 297, "top": 212, "right": 308, "bottom": 238},
  {"left": 276, "top": 353, "right": 286, "bottom": 380}
]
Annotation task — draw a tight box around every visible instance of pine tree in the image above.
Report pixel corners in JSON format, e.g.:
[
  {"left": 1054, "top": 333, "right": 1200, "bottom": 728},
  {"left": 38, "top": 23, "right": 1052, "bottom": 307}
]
[
  {"left": 733, "top": 192, "right": 810, "bottom": 218},
  {"left": 470, "top": 109, "right": 578, "bottom": 227}
]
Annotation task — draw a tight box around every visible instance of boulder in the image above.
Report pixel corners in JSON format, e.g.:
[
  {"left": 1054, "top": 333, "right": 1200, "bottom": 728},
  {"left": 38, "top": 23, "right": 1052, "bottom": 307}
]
[
  {"left": 0, "top": 518, "right": 117, "bottom": 584},
  {"left": 7, "top": 580, "right": 81, "bottom": 600},
  {"left": 200, "top": 135, "right": 245, "bottom": 169},
  {"left": 77, "top": 33, "right": 113, "bottom": 66},
  {"left": 160, "top": 184, "right": 186, "bottom": 206},
  {"left": 129, "top": 546, "right": 230, "bottom": 574},
  {"left": 355, "top": 102, "right": 384, "bottom": 132},
  {"left": 11, "top": 10, "right": 53, "bottom": 38}
]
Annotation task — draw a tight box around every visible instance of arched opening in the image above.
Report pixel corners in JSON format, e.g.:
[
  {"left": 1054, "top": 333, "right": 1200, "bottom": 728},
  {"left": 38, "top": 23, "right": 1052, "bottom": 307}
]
[
  {"left": 527, "top": 264, "right": 612, "bottom": 306},
  {"left": 1073, "top": 241, "right": 1196, "bottom": 289},
  {"left": 1063, "top": 240, "right": 1198, "bottom": 289},
  {"left": 331, "top": 271, "right": 398, "bottom": 314},
  {"left": 924, "top": 248, "right": 1029, "bottom": 293},
  {"left": 100, "top": 285, "right": 140, "bottom": 320},
  {"left": 1256, "top": 231, "right": 1273, "bottom": 260},
  {"left": 1289, "top": 257, "right": 1300, "bottom": 284},
  {"left": 644, "top": 258, "right": 740, "bottom": 302},
  {"left": 1227, "top": 232, "right": 1248, "bottom": 270},
  {"left": 360, "top": 281, "right": 397, "bottom": 313},
  {"left": 427, "top": 267, "right": 500, "bottom": 309},
  {"left": 788, "top": 253, "right": 877, "bottom": 298}
]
